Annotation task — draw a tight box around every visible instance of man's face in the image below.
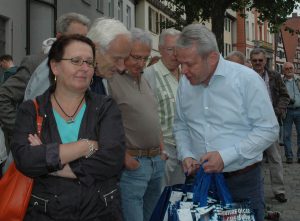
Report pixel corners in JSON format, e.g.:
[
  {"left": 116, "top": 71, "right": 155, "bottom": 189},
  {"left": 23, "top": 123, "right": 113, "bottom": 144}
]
[
  {"left": 251, "top": 52, "right": 266, "bottom": 74},
  {"left": 0, "top": 60, "right": 9, "bottom": 70},
  {"left": 95, "top": 34, "right": 132, "bottom": 79},
  {"left": 283, "top": 63, "right": 295, "bottom": 79},
  {"left": 159, "top": 35, "right": 179, "bottom": 71},
  {"left": 227, "top": 55, "right": 244, "bottom": 65},
  {"left": 124, "top": 41, "right": 151, "bottom": 77},
  {"left": 176, "top": 45, "right": 217, "bottom": 85},
  {"left": 56, "top": 22, "right": 89, "bottom": 38}
]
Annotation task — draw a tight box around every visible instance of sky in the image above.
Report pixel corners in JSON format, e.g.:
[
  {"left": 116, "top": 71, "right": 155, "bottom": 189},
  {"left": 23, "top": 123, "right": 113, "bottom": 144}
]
[{"left": 290, "top": 3, "right": 300, "bottom": 16}]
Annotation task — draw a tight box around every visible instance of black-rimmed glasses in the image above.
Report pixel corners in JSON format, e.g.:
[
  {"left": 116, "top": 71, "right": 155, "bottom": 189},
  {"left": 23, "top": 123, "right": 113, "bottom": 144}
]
[
  {"left": 130, "top": 54, "right": 151, "bottom": 63},
  {"left": 61, "top": 57, "right": 95, "bottom": 68}
]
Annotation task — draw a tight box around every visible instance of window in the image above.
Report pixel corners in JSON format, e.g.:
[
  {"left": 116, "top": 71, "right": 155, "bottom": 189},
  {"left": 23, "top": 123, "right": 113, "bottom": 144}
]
[
  {"left": 96, "top": 0, "right": 104, "bottom": 12},
  {"left": 224, "top": 18, "right": 231, "bottom": 32},
  {"left": 109, "top": 0, "right": 114, "bottom": 17},
  {"left": 0, "top": 17, "right": 5, "bottom": 56},
  {"left": 224, "top": 43, "right": 228, "bottom": 56},
  {"left": 246, "top": 21, "right": 249, "bottom": 41},
  {"left": 118, "top": 0, "right": 123, "bottom": 21},
  {"left": 251, "top": 23, "right": 255, "bottom": 40},
  {"left": 259, "top": 26, "right": 262, "bottom": 40},
  {"left": 126, "top": 5, "right": 131, "bottom": 30},
  {"left": 160, "top": 14, "right": 166, "bottom": 33},
  {"left": 149, "top": 7, "right": 159, "bottom": 34},
  {"left": 246, "top": 49, "right": 250, "bottom": 59}
]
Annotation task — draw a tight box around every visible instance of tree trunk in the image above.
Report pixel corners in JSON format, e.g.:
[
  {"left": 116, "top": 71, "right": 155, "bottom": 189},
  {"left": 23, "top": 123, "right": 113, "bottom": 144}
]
[{"left": 211, "top": 6, "right": 227, "bottom": 55}]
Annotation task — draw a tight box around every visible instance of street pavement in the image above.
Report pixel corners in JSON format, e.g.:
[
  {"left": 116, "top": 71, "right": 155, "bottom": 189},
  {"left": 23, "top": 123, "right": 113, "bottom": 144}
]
[{"left": 263, "top": 127, "right": 300, "bottom": 221}]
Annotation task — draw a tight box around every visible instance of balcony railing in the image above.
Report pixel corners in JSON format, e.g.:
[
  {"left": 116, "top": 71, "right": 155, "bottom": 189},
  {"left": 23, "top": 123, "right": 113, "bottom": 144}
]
[{"left": 252, "top": 40, "right": 273, "bottom": 50}]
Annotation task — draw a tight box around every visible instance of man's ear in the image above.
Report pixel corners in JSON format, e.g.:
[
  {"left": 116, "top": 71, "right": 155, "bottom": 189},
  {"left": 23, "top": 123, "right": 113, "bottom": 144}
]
[{"left": 208, "top": 51, "right": 219, "bottom": 66}]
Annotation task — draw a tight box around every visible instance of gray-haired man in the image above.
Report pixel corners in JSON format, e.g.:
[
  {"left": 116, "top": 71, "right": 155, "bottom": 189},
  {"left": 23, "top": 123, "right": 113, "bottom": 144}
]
[{"left": 144, "top": 28, "right": 185, "bottom": 187}]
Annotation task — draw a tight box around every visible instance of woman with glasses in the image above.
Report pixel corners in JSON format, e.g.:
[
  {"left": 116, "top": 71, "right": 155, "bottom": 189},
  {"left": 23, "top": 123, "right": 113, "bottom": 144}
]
[{"left": 11, "top": 34, "right": 125, "bottom": 220}]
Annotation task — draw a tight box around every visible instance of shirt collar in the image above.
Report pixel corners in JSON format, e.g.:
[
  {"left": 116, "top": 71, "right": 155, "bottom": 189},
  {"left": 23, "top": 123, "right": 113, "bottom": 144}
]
[
  {"left": 210, "top": 56, "right": 227, "bottom": 81},
  {"left": 154, "top": 60, "right": 173, "bottom": 77}
]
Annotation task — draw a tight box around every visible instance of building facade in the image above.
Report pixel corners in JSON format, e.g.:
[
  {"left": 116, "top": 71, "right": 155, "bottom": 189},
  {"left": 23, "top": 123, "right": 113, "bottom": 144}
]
[
  {"left": 0, "top": 0, "right": 135, "bottom": 64},
  {"left": 234, "top": 9, "right": 275, "bottom": 69},
  {"left": 277, "top": 13, "right": 300, "bottom": 74}
]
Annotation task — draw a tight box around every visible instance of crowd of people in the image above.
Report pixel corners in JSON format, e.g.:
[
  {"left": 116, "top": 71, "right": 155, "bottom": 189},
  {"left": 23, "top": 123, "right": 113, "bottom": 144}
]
[{"left": 0, "top": 12, "right": 298, "bottom": 221}]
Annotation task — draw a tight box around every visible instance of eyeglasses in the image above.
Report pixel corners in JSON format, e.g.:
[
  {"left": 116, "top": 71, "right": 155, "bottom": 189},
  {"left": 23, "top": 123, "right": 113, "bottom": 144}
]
[
  {"left": 164, "top": 47, "right": 176, "bottom": 55},
  {"left": 251, "top": 59, "right": 264, "bottom": 63},
  {"left": 284, "top": 67, "right": 294, "bottom": 70},
  {"left": 61, "top": 57, "right": 95, "bottom": 68},
  {"left": 130, "top": 54, "right": 151, "bottom": 63}
]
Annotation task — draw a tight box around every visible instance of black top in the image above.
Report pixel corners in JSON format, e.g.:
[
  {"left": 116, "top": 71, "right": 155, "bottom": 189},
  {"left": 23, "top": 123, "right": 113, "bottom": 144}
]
[{"left": 11, "top": 86, "right": 125, "bottom": 220}]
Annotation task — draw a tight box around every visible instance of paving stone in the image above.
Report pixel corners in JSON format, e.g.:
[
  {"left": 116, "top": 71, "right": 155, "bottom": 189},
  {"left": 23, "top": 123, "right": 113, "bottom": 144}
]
[{"left": 264, "top": 126, "right": 300, "bottom": 220}]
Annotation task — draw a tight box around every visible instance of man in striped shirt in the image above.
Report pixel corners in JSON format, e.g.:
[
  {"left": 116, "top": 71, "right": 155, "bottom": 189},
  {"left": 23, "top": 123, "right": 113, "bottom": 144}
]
[{"left": 144, "top": 28, "right": 185, "bottom": 186}]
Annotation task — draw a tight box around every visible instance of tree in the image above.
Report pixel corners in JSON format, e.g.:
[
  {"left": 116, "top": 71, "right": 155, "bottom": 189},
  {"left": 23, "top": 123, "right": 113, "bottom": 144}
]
[{"left": 165, "top": 0, "right": 300, "bottom": 54}]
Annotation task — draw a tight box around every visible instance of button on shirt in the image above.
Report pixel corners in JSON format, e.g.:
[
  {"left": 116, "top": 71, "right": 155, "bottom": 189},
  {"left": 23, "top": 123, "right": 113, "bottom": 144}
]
[{"left": 173, "top": 56, "right": 279, "bottom": 172}]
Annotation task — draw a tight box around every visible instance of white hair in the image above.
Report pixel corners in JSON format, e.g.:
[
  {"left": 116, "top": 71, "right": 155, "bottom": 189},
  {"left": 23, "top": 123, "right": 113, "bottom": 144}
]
[
  {"left": 131, "top": 28, "right": 152, "bottom": 48},
  {"left": 159, "top": 28, "right": 181, "bottom": 46},
  {"left": 87, "top": 18, "right": 131, "bottom": 51},
  {"left": 177, "top": 24, "right": 219, "bottom": 56}
]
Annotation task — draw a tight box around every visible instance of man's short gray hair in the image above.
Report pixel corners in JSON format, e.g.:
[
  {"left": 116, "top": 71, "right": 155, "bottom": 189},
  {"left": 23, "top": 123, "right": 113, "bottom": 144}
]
[
  {"left": 250, "top": 48, "right": 266, "bottom": 58},
  {"left": 226, "top": 51, "right": 246, "bottom": 64},
  {"left": 131, "top": 28, "right": 152, "bottom": 48},
  {"left": 177, "top": 24, "right": 219, "bottom": 56},
  {"left": 87, "top": 18, "right": 131, "bottom": 51},
  {"left": 159, "top": 28, "right": 181, "bottom": 46},
  {"left": 56, "top": 12, "right": 90, "bottom": 34}
]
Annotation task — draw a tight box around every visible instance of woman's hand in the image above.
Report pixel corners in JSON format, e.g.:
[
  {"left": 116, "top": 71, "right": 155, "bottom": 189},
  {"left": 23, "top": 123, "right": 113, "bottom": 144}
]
[
  {"left": 28, "top": 134, "right": 42, "bottom": 146},
  {"left": 50, "top": 164, "right": 77, "bottom": 179}
]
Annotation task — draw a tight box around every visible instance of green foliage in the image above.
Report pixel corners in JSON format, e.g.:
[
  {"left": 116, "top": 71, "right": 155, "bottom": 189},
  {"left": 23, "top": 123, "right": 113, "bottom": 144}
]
[{"left": 163, "top": 0, "right": 300, "bottom": 52}]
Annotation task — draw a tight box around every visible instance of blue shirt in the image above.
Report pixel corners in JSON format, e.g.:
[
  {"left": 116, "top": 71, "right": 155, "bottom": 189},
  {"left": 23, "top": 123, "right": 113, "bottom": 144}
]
[
  {"left": 53, "top": 103, "right": 86, "bottom": 143},
  {"left": 173, "top": 56, "right": 279, "bottom": 172}
]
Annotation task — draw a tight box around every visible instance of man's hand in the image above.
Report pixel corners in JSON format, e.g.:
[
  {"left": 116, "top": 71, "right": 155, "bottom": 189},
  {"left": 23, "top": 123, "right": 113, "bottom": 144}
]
[
  {"left": 200, "top": 151, "right": 224, "bottom": 173},
  {"left": 183, "top": 157, "right": 200, "bottom": 176},
  {"left": 124, "top": 152, "right": 140, "bottom": 170}
]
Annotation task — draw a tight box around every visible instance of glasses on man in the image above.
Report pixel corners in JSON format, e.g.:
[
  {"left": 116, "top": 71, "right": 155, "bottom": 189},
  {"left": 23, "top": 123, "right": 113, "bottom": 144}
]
[
  {"left": 251, "top": 59, "right": 264, "bottom": 63},
  {"left": 284, "top": 67, "right": 294, "bottom": 71},
  {"left": 130, "top": 54, "right": 151, "bottom": 63},
  {"left": 164, "top": 47, "right": 176, "bottom": 55},
  {"left": 61, "top": 57, "right": 95, "bottom": 68}
]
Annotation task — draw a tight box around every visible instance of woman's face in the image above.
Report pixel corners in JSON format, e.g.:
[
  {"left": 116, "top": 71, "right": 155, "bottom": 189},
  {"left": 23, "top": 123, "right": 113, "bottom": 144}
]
[{"left": 51, "top": 41, "right": 94, "bottom": 93}]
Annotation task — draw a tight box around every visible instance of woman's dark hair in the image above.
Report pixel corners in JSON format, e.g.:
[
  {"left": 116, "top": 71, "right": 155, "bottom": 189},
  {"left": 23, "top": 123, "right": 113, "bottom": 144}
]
[{"left": 47, "top": 34, "right": 96, "bottom": 86}]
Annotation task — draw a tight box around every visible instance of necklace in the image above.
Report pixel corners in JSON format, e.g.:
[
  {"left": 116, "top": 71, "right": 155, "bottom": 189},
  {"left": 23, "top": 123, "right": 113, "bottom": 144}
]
[{"left": 53, "top": 93, "right": 85, "bottom": 124}]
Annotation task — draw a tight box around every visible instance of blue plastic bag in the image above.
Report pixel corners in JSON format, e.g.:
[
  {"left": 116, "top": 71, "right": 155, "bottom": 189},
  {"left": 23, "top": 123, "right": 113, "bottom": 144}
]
[{"left": 193, "top": 166, "right": 232, "bottom": 207}]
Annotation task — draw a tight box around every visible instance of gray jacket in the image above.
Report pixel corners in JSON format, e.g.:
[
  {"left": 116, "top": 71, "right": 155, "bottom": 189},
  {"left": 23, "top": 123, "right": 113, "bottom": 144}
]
[{"left": 0, "top": 53, "right": 46, "bottom": 136}]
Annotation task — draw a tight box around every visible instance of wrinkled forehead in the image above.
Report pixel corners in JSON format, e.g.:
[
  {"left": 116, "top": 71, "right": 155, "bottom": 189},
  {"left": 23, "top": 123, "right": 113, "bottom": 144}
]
[{"left": 251, "top": 52, "right": 265, "bottom": 59}]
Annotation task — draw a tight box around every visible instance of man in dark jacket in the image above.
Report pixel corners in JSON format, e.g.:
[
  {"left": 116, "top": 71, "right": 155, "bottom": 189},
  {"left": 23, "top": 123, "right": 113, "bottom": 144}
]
[{"left": 251, "top": 48, "right": 290, "bottom": 203}]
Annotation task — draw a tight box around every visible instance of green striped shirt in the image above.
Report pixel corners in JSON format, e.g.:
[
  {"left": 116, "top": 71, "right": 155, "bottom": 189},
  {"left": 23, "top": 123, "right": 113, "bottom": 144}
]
[{"left": 144, "top": 60, "right": 180, "bottom": 146}]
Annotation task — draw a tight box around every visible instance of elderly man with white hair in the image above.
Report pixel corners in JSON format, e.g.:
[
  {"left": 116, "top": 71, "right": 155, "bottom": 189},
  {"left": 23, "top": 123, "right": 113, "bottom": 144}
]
[
  {"left": 144, "top": 28, "right": 185, "bottom": 187},
  {"left": 87, "top": 18, "right": 132, "bottom": 94},
  {"left": 24, "top": 17, "right": 132, "bottom": 98}
]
